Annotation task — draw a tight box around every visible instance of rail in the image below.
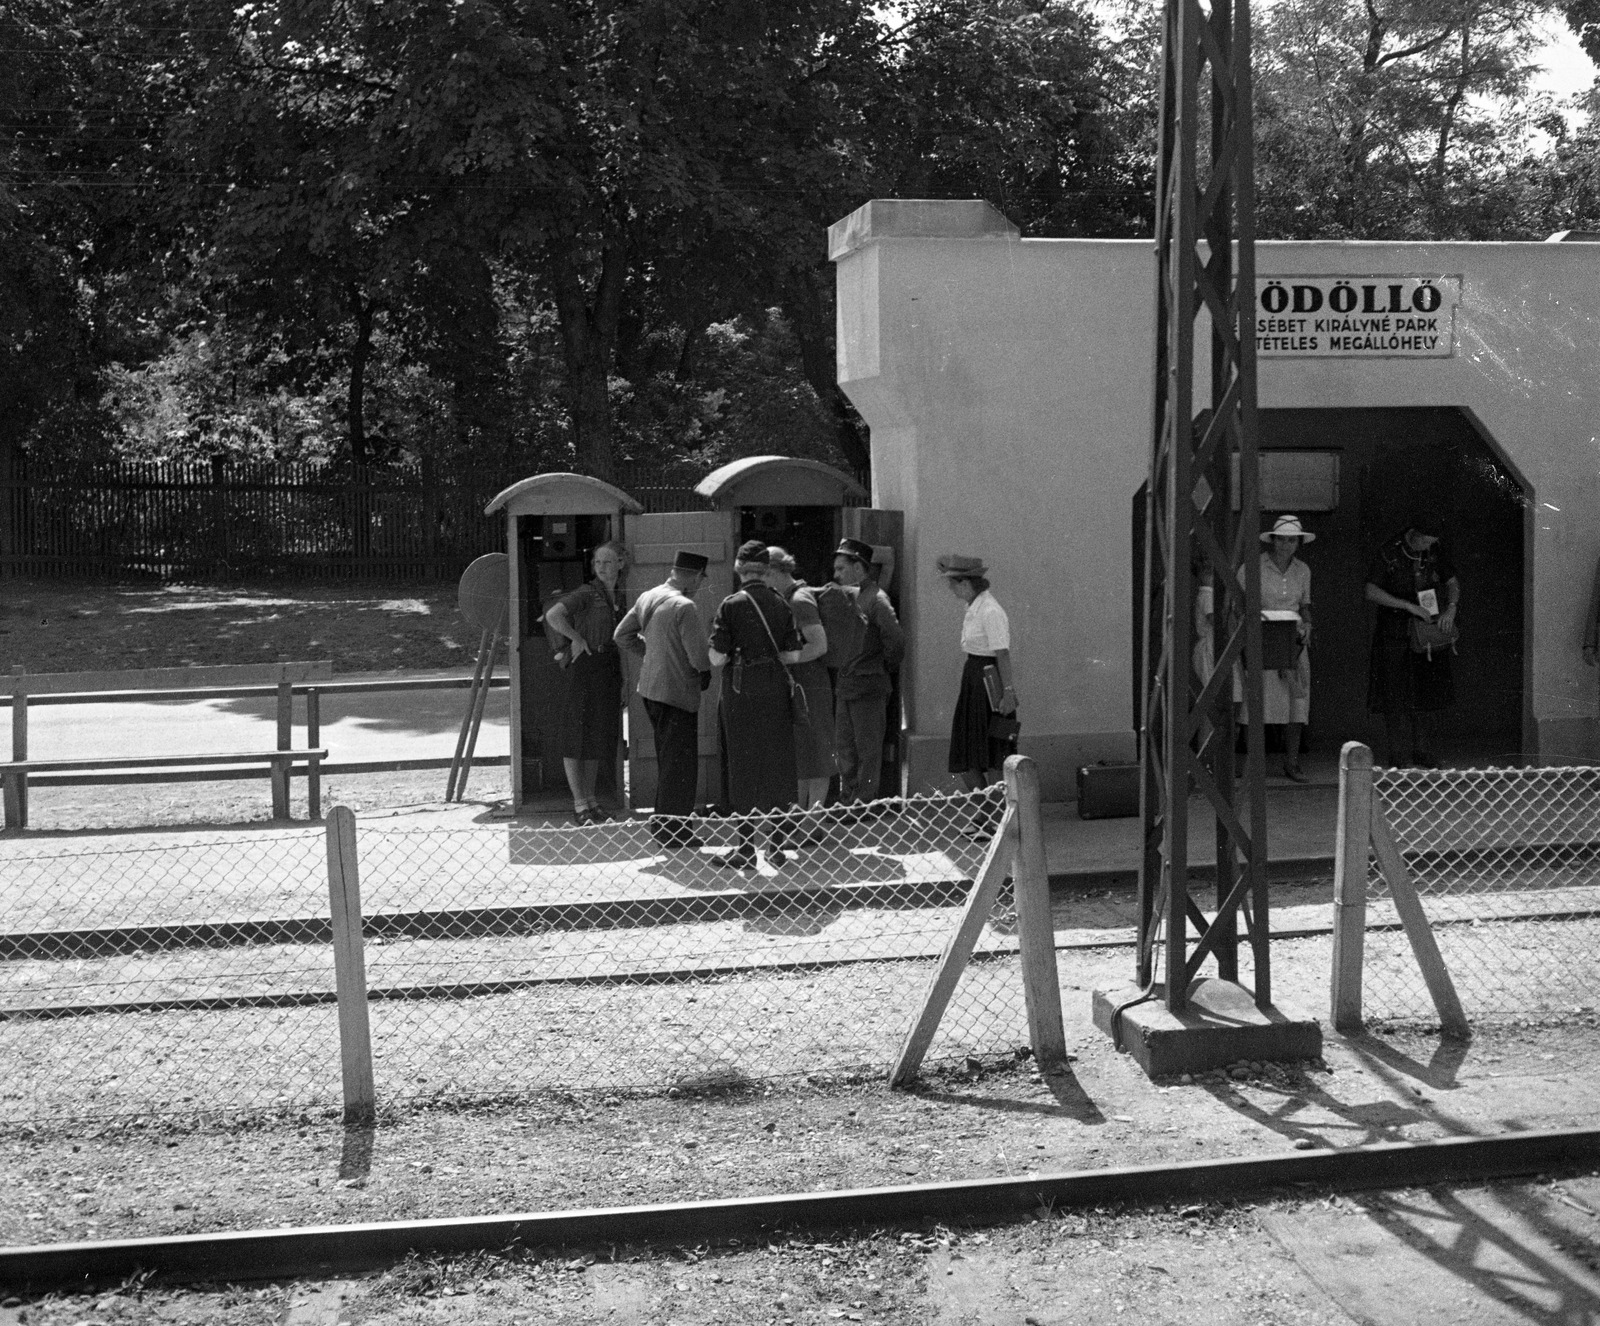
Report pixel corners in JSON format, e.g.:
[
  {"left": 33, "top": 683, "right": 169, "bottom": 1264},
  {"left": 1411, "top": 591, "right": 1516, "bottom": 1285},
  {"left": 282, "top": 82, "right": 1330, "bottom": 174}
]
[{"left": 3, "top": 674, "right": 511, "bottom": 825}]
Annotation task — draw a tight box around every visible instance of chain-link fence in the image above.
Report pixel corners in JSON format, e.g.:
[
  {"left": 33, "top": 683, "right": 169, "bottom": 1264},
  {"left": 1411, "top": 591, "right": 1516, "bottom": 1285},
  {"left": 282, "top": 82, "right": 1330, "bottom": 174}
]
[
  {"left": 1358, "top": 763, "right": 1600, "bottom": 1026},
  {"left": 0, "top": 831, "right": 338, "bottom": 1124},
  {"left": 2, "top": 786, "right": 1041, "bottom": 1124}
]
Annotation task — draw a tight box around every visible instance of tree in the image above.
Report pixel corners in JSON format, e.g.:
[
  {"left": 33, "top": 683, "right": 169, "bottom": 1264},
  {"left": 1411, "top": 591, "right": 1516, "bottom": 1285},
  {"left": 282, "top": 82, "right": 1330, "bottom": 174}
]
[{"left": 1254, "top": 0, "right": 1554, "bottom": 238}]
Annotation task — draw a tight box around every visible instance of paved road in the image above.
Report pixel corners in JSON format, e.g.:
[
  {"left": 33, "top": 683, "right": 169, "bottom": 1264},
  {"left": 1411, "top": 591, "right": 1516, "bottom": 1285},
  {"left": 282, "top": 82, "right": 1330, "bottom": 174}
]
[{"left": 25, "top": 668, "right": 510, "bottom": 765}]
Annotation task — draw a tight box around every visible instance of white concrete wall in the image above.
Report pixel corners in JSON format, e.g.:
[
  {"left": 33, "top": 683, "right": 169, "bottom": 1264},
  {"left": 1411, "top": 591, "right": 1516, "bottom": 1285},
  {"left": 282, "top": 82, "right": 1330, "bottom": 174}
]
[{"left": 833, "top": 200, "right": 1600, "bottom": 795}]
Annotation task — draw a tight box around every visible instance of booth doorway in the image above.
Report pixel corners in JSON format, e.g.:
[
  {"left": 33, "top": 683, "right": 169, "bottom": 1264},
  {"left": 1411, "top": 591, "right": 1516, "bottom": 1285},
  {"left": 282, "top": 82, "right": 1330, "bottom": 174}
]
[{"left": 1132, "top": 407, "right": 1529, "bottom": 765}]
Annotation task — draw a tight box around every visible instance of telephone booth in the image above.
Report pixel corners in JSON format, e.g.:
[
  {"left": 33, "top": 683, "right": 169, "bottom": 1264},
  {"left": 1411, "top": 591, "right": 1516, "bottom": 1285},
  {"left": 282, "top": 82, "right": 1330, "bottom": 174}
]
[
  {"left": 624, "top": 455, "right": 904, "bottom": 810},
  {"left": 485, "top": 473, "right": 643, "bottom": 812}
]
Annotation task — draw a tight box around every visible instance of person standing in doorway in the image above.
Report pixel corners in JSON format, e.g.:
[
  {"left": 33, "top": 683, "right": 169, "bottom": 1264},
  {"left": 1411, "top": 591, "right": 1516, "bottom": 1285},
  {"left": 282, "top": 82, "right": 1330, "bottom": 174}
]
[
  {"left": 709, "top": 541, "right": 803, "bottom": 869},
  {"left": 1365, "top": 515, "right": 1460, "bottom": 767},
  {"left": 544, "top": 540, "right": 628, "bottom": 824},
  {"left": 1251, "top": 514, "right": 1315, "bottom": 781},
  {"left": 832, "top": 537, "right": 904, "bottom": 806},
  {"left": 614, "top": 550, "right": 711, "bottom": 849}
]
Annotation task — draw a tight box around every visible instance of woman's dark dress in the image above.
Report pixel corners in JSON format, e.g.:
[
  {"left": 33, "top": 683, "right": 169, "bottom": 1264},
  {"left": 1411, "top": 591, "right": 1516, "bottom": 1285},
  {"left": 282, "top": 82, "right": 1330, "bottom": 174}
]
[
  {"left": 712, "top": 580, "right": 801, "bottom": 812},
  {"left": 950, "top": 654, "right": 1017, "bottom": 773},
  {"left": 554, "top": 580, "right": 623, "bottom": 759},
  {"left": 1367, "top": 535, "right": 1456, "bottom": 715}
]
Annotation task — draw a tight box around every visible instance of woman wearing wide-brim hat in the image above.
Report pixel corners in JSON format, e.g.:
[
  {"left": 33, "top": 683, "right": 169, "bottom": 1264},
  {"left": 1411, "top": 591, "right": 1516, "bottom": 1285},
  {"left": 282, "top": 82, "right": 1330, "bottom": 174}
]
[
  {"left": 937, "top": 553, "right": 1018, "bottom": 794},
  {"left": 1249, "top": 514, "right": 1315, "bottom": 781}
]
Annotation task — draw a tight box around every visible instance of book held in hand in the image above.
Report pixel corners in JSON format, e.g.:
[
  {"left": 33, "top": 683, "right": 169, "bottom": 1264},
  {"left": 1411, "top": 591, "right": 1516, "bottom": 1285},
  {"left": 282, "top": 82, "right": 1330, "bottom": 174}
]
[{"left": 982, "top": 662, "right": 1005, "bottom": 711}]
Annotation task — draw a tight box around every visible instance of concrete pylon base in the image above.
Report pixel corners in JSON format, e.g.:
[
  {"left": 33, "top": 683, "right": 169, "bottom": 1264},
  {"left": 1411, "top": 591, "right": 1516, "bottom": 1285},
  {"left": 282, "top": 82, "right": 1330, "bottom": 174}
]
[{"left": 1091, "top": 978, "right": 1323, "bottom": 1079}]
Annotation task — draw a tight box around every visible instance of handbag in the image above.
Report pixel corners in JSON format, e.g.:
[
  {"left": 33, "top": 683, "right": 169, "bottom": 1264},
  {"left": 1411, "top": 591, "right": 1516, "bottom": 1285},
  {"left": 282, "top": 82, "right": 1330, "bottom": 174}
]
[
  {"left": 745, "top": 592, "right": 811, "bottom": 728},
  {"left": 1409, "top": 615, "right": 1459, "bottom": 659}
]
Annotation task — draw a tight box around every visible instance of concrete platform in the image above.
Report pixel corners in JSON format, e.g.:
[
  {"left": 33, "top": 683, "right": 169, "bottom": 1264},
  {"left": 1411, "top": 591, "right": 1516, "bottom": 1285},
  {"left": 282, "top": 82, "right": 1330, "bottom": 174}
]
[{"left": 1091, "top": 977, "right": 1323, "bottom": 1078}]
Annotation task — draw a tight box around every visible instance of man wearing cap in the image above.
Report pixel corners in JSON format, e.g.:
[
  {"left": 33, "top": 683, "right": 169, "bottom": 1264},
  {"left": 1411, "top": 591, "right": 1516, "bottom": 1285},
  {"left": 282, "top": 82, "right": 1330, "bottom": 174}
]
[
  {"left": 614, "top": 551, "right": 712, "bottom": 848},
  {"left": 832, "top": 537, "right": 905, "bottom": 805}
]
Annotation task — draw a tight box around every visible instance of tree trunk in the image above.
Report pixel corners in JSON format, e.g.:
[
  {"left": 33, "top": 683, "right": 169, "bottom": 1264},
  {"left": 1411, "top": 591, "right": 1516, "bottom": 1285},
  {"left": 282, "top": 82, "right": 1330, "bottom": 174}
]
[
  {"left": 783, "top": 270, "right": 871, "bottom": 476},
  {"left": 347, "top": 284, "right": 375, "bottom": 465},
  {"left": 549, "top": 236, "right": 628, "bottom": 482}
]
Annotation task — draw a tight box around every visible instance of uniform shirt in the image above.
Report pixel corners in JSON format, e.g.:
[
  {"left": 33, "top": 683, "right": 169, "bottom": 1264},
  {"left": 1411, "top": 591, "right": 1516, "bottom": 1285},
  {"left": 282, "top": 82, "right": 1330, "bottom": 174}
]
[
  {"left": 1366, "top": 535, "right": 1454, "bottom": 616},
  {"left": 710, "top": 580, "right": 801, "bottom": 661},
  {"left": 960, "top": 589, "right": 1011, "bottom": 655},
  {"left": 553, "top": 580, "right": 621, "bottom": 654},
  {"left": 1253, "top": 552, "right": 1311, "bottom": 617},
  {"left": 613, "top": 581, "right": 710, "bottom": 713},
  {"left": 834, "top": 580, "right": 905, "bottom": 700}
]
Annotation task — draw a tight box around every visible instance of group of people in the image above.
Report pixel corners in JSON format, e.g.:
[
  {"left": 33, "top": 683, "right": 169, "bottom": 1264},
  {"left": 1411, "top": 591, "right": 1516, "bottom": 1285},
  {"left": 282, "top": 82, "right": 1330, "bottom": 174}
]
[
  {"left": 542, "top": 505, "right": 1467, "bottom": 843},
  {"left": 1214, "top": 510, "right": 1460, "bottom": 774},
  {"left": 542, "top": 534, "right": 1020, "bottom": 866}
]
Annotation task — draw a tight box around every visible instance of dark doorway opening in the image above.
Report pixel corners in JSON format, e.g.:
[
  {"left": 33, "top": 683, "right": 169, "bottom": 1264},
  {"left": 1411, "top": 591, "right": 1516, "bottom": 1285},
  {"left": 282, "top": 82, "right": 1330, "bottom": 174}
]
[
  {"left": 517, "top": 512, "right": 620, "bottom": 798},
  {"left": 1131, "top": 408, "right": 1528, "bottom": 765},
  {"left": 738, "top": 506, "right": 836, "bottom": 589}
]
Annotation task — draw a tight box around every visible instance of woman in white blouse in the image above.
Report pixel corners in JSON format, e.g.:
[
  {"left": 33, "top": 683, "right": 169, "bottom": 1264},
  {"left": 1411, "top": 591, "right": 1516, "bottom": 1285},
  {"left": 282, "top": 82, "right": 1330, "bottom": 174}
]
[
  {"left": 1250, "top": 514, "right": 1315, "bottom": 781},
  {"left": 937, "top": 553, "right": 1017, "bottom": 791}
]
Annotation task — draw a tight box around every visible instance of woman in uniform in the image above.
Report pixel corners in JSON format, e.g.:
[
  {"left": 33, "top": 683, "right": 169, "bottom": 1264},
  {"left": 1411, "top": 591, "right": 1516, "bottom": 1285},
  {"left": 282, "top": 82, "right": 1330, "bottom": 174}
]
[
  {"left": 544, "top": 540, "right": 627, "bottom": 824},
  {"left": 1365, "top": 514, "right": 1459, "bottom": 767},
  {"left": 763, "top": 546, "right": 835, "bottom": 812},
  {"left": 709, "top": 541, "right": 803, "bottom": 869}
]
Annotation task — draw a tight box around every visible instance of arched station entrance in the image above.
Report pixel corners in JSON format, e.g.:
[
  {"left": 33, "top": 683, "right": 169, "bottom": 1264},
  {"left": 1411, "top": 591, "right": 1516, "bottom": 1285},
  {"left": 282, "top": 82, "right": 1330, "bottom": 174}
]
[{"left": 1135, "top": 406, "right": 1529, "bottom": 768}]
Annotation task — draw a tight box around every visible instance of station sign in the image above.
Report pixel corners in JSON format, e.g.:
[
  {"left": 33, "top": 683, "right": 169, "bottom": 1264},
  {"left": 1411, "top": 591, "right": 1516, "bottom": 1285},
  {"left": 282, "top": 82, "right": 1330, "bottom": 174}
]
[{"left": 1255, "top": 275, "right": 1461, "bottom": 358}]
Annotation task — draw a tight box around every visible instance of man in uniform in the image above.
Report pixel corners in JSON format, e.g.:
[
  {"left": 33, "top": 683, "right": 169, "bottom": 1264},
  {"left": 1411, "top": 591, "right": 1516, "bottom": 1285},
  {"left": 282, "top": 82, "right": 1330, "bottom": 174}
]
[
  {"left": 614, "top": 550, "right": 711, "bottom": 847},
  {"left": 831, "top": 537, "right": 904, "bottom": 805}
]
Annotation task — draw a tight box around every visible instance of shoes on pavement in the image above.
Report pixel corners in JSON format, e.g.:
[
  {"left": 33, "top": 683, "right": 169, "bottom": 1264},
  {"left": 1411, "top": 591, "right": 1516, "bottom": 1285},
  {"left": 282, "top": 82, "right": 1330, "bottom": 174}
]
[
  {"left": 1282, "top": 761, "right": 1308, "bottom": 782},
  {"left": 718, "top": 850, "right": 756, "bottom": 871}
]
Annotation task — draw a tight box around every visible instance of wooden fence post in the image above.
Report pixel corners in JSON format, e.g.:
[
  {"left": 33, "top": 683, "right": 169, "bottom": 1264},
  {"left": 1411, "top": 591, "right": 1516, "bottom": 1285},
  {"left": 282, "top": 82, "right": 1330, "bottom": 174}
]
[
  {"left": 1330, "top": 741, "right": 1372, "bottom": 1033},
  {"left": 272, "top": 678, "right": 293, "bottom": 818},
  {"left": 306, "top": 687, "right": 322, "bottom": 820},
  {"left": 1006, "top": 755, "right": 1067, "bottom": 1071},
  {"left": 8, "top": 672, "right": 28, "bottom": 830},
  {"left": 889, "top": 802, "right": 1018, "bottom": 1087},
  {"left": 1369, "top": 805, "right": 1470, "bottom": 1039},
  {"left": 326, "top": 806, "right": 375, "bottom": 1121}
]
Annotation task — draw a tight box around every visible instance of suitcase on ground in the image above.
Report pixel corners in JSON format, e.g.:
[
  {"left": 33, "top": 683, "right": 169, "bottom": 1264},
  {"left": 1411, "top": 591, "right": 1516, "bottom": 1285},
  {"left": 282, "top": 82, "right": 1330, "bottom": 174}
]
[{"left": 1076, "top": 762, "right": 1140, "bottom": 819}]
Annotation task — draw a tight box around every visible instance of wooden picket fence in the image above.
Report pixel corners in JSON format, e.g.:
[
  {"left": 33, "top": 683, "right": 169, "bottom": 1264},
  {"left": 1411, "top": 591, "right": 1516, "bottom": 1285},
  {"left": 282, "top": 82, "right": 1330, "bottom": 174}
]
[{"left": 0, "top": 458, "right": 709, "bottom": 582}]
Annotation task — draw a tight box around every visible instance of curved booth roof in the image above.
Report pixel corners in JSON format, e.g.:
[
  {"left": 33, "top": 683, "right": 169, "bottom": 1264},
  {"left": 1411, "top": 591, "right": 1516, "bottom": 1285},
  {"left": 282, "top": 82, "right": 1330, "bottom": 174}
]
[
  {"left": 695, "top": 456, "right": 868, "bottom": 508},
  {"left": 484, "top": 473, "right": 645, "bottom": 518}
]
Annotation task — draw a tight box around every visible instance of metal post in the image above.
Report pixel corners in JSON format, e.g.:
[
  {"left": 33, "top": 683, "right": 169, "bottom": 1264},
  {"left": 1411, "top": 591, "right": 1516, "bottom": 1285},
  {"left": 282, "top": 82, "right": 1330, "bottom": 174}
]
[
  {"left": 1006, "top": 756, "right": 1067, "bottom": 1071},
  {"left": 325, "top": 806, "right": 375, "bottom": 1121},
  {"left": 1330, "top": 742, "right": 1372, "bottom": 1032},
  {"left": 1138, "top": 0, "right": 1264, "bottom": 1013}
]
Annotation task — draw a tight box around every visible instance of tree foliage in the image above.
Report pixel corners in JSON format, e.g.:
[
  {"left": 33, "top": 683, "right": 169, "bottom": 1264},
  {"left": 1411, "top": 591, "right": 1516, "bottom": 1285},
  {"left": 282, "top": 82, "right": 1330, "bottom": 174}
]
[{"left": 5, "top": 0, "right": 1598, "bottom": 484}]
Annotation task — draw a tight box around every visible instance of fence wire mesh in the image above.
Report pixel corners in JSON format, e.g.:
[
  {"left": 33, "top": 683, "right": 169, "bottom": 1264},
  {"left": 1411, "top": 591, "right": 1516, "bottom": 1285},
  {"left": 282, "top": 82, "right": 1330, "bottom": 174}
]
[
  {"left": 355, "top": 787, "right": 1023, "bottom": 1103},
  {"left": 0, "top": 831, "right": 336, "bottom": 1125},
  {"left": 1364, "top": 765, "right": 1600, "bottom": 1025},
  {"left": 2, "top": 788, "right": 1029, "bottom": 1123}
]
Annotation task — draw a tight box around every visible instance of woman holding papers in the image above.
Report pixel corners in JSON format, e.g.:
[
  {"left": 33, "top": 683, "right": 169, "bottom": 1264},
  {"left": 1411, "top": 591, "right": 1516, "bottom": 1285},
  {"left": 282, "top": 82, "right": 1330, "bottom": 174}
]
[{"left": 937, "top": 554, "right": 1017, "bottom": 795}]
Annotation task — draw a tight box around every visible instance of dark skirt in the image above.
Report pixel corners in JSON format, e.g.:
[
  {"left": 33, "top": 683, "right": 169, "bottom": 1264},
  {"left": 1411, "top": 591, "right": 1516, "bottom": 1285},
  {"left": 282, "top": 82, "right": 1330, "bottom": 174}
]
[
  {"left": 792, "top": 660, "right": 837, "bottom": 781},
  {"left": 558, "top": 649, "right": 623, "bottom": 759},
  {"left": 721, "top": 660, "right": 798, "bottom": 812},
  {"left": 949, "top": 654, "right": 1016, "bottom": 774},
  {"left": 1367, "top": 616, "right": 1455, "bottom": 715}
]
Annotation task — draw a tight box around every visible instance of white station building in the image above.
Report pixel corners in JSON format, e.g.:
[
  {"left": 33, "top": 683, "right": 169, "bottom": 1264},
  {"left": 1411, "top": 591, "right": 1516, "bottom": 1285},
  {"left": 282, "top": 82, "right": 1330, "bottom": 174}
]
[{"left": 831, "top": 199, "right": 1600, "bottom": 798}]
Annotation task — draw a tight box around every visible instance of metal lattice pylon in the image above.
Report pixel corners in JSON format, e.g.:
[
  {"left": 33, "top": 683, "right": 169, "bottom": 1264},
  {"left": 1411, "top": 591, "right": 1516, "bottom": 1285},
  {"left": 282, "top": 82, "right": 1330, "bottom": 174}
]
[{"left": 1138, "top": 0, "right": 1267, "bottom": 1011}]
